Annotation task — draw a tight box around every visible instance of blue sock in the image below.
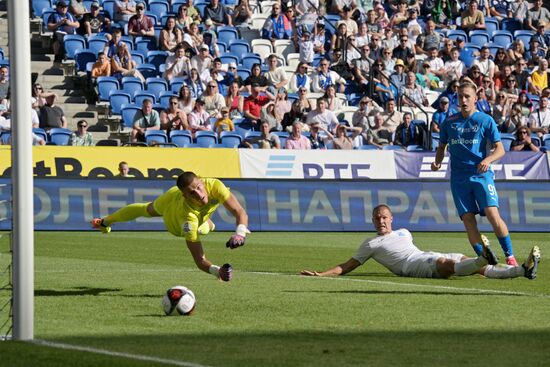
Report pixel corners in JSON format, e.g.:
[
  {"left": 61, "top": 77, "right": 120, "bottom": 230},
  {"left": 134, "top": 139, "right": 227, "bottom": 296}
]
[
  {"left": 472, "top": 243, "right": 483, "bottom": 256},
  {"left": 497, "top": 235, "right": 513, "bottom": 257}
]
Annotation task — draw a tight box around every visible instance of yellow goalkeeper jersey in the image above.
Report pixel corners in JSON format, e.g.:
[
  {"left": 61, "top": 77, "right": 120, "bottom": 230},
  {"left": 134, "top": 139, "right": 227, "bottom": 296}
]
[{"left": 153, "top": 178, "right": 231, "bottom": 241}]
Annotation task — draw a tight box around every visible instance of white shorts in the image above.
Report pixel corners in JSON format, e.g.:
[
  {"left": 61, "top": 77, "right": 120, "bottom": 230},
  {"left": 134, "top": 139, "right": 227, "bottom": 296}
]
[{"left": 401, "top": 252, "right": 465, "bottom": 278}]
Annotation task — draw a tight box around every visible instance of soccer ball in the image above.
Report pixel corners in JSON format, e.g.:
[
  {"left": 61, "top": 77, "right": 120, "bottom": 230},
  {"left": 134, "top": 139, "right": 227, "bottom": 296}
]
[{"left": 162, "top": 286, "right": 196, "bottom": 316}]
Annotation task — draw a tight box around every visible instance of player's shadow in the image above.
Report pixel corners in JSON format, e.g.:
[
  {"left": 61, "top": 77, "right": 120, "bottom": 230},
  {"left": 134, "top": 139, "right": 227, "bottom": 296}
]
[
  {"left": 35, "top": 287, "right": 122, "bottom": 297},
  {"left": 284, "top": 289, "right": 527, "bottom": 297}
]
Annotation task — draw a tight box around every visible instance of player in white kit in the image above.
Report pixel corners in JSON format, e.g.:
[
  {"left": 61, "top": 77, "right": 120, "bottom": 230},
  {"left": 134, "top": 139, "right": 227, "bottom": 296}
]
[{"left": 301, "top": 205, "right": 540, "bottom": 280}]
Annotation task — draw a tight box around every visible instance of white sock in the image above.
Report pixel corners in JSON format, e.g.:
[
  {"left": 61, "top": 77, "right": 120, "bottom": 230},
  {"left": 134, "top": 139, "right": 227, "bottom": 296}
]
[
  {"left": 453, "top": 257, "right": 487, "bottom": 276},
  {"left": 483, "top": 265, "right": 524, "bottom": 279}
]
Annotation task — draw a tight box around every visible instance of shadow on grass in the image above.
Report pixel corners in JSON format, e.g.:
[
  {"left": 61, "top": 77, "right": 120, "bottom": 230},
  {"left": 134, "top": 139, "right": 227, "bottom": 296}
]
[
  {"left": 35, "top": 287, "right": 122, "bottom": 297},
  {"left": 6, "top": 330, "right": 549, "bottom": 367},
  {"left": 284, "top": 289, "right": 527, "bottom": 297}
]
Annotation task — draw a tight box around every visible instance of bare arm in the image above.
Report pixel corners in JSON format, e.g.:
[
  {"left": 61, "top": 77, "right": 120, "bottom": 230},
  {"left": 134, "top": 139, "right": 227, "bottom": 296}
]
[
  {"left": 186, "top": 240, "right": 213, "bottom": 274},
  {"left": 431, "top": 143, "right": 447, "bottom": 170},
  {"left": 223, "top": 193, "right": 248, "bottom": 228},
  {"left": 301, "top": 258, "right": 361, "bottom": 277},
  {"left": 478, "top": 141, "right": 505, "bottom": 173}
]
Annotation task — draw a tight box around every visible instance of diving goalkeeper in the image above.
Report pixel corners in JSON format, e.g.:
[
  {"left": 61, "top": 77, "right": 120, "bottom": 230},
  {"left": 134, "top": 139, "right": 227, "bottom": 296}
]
[{"left": 92, "top": 171, "right": 249, "bottom": 282}]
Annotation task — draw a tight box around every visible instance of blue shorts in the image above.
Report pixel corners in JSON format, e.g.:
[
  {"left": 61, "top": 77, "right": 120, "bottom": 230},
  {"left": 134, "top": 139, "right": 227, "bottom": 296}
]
[{"left": 450, "top": 171, "right": 499, "bottom": 218}]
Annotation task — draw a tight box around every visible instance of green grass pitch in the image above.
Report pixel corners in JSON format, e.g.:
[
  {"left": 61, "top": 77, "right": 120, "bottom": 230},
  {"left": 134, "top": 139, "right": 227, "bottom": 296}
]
[{"left": 1, "top": 231, "right": 549, "bottom": 366}]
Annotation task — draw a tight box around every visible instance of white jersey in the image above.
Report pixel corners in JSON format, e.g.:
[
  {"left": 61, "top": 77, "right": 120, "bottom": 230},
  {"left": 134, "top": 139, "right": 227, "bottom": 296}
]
[{"left": 353, "top": 228, "right": 464, "bottom": 277}]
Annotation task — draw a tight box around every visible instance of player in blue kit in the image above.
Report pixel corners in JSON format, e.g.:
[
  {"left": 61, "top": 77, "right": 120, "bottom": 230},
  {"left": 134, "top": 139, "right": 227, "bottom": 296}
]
[{"left": 431, "top": 82, "right": 518, "bottom": 266}]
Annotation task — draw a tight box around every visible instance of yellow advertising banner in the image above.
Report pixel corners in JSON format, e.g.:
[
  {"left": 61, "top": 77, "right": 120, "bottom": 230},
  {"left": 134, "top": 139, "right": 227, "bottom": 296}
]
[{"left": 0, "top": 146, "right": 241, "bottom": 178}]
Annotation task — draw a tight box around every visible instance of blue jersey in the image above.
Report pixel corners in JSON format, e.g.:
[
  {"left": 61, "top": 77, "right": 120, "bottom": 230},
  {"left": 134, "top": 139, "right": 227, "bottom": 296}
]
[{"left": 439, "top": 111, "right": 500, "bottom": 176}]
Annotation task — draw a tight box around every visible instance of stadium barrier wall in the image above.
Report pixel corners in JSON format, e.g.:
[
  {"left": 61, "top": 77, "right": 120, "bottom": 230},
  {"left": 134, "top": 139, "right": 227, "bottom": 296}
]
[
  {"left": 0, "top": 178, "right": 549, "bottom": 232},
  {"left": 1, "top": 147, "right": 548, "bottom": 180}
]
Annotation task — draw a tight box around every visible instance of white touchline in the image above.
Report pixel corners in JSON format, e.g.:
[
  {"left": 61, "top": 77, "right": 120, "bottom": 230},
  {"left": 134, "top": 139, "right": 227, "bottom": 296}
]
[
  {"left": 246, "top": 271, "right": 550, "bottom": 299},
  {"left": 31, "top": 340, "right": 212, "bottom": 367}
]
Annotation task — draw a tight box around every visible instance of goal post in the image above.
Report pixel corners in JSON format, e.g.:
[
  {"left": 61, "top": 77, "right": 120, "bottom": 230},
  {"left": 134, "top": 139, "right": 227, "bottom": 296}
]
[{"left": 8, "top": 0, "right": 34, "bottom": 341}]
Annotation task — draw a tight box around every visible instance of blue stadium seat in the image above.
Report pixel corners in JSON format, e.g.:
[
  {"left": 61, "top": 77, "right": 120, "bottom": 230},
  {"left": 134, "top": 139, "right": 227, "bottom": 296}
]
[
  {"left": 121, "top": 104, "right": 141, "bottom": 129},
  {"left": 216, "top": 41, "right": 227, "bottom": 53},
  {"left": 484, "top": 17, "right": 499, "bottom": 35},
  {"left": 220, "top": 54, "right": 239, "bottom": 66},
  {"left": 74, "top": 50, "right": 97, "bottom": 72},
  {"left": 228, "top": 40, "right": 251, "bottom": 58},
  {"left": 530, "top": 133, "right": 541, "bottom": 147},
  {"left": 237, "top": 67, "right": 251, "bottom": 80},
  {"left": 109, "top": 91, "right": 132, "bottom": 115},
  {"left": 459, "top": 47, "right": 478, "bottom": 68},
  {"left": 468, "top": 30, "right": 490, "bottom": 46},
  {"left": 135, "top": 37, "right": 158, "bottom": 53},
  {"left": 133, "top": 90, "right": 157, "bottom": 105},
  {"left": 0, "top": 131, "right": 11, "bottom": 145},
  {"left": 220, "top": 132, "right": 242, "bottom": 148},
  {"left": 241, "top": 53, "right": 262, "bottom": 70},
  {"left": 195, "top": 2, "right": 207, "bottom": 18},
  {"left": 223, "top": 0, "right": 238, "bottom": 6},
  {"left": 171, "top": 0, "right": 187, "bottom": 13},
  {"left": 218, "top": 27, "right": 239, "bottom": 47},
  {"left": 41, "top": 10, "right": 56, "bottom": 33},
  {"left": 159, "top": 90, "right": 177, "bottom": 108},
  {"left": 32, "top": 0, "right": 52, "bottom": 17},
  {"left": 514, "top": 30, "right": 535, "bottom": 50},
  {"left": 147, "top": 50, "right": 168, "bottom": 71},
  {"left": 195, "top": 131, "right": 218, "bottom": 147},
  {"left": 143, "top": 11, "right": 159, "bottom": 26},
  {"left": 97, "top": 76, "right": 120, "bottom": 102},
  {"left": 324, "top": 14, "right": 341, "bottom": 28},
  {"left": 382, "top": 145, "right": 404, "bottom": 150},
  {"left": 501, "top": 18, "right": 522, "bottom": 33},
  {"left": 32, "top": 128, "right": 48, "bottom": 143},
  {"left": 170, "top": 77, "right": 186, "bottom": 93},
  {"left": 491, "top": 31, "right": 513, "bottom": 48},
  {"left": 119, "top": 36, "right": 135, "bottom": 51},
  {"left": 88, "top": 38, "right": 107, "bottom": 56},
  {"left": 487, "top": 43, "right": 504, "bottom": 57},
  {"left": 406, "top": 144, "right": 425, "bottom": 152},
  {"left": 148, "top": 0, "right": 170, "bottom": 19},
  {"left": 137, "top": 63, "right": 158, "bottom": 79},
  {"left": 543, "top": 134, "right": 550, "bottom": 150},
  {"left": 447, "top": 30, "right": 467, "bottom": 42},
  {"left": 122, "top": 76, "right": 144, "bottom": 96},
  {"left": 145, "top": 77, "right": 168, "bottom": 99},
  {"left": 169, "top": 130, "right": 193, "bottom": 147},
  {"left": 102, "top": 0, "right": 116, "bottom": 19},
  {"left": 500, "top": 135, "right": 514, "bottom": 151},
  {"left": 130, "top": 50, "right": 145, "bottom": 66},
  {"left": 64, "top": 35, "right": 87, "bottom": 60},
  {"left": 145, "top": 130, "right": 168, "bottom": 145},
  {"left": 0, "top": 48, "right": 3, "bottom": 60},
  {"left": 360, "top": 145, "right": 380, "bottom": 150},
  {"left": 48, "top": 128, "right": 72, "bottom": 146}
]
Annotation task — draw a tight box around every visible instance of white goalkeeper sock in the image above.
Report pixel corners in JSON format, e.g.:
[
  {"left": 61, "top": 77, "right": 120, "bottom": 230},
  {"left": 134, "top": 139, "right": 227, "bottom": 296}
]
[
  {"left": 453, "top": 257, "right": 487, "bottom": 276},
  {"left": 483, "top": 265, "right": 524, "bottom": 279}
]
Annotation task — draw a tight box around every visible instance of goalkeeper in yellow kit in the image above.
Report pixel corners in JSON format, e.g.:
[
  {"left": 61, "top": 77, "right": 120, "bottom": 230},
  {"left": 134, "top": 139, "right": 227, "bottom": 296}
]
[{"left": 91, "top": 171, "right": 249, "bottom": 281}]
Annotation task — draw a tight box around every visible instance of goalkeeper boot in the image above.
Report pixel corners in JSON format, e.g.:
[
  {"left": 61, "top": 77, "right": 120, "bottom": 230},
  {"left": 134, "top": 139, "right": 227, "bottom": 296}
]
[
  {"left": 91, "top": 218, "right": 111, "bottom": 234},
  {"left": 523, "top": 246, "right": 541, "bottom": 280},
  {"left": 480, "top": 235, "right": 498, "bottom": 265}
]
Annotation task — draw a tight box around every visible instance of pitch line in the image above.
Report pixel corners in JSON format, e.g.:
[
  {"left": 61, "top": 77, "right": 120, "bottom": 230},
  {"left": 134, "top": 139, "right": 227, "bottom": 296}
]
[
  {"left": 247, "top": 271, "right": 550, "bottom": 298},
  {"left": 31, "top": 340, "right": 211, "bottom": 367}
]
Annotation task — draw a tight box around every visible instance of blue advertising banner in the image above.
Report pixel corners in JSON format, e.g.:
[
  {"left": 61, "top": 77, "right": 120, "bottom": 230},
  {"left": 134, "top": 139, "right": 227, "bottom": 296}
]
[
  {"left": 394, "top": 151, "right": 550, "bottom": 180},
  {"left": 0, "top": 179, "right": 549, "bottom": 232}
]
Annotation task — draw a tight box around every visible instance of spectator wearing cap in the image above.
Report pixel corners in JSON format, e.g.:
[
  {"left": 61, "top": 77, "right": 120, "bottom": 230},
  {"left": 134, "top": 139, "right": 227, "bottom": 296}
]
[
  {"left": 242, "top": 82, "right": 275, "bottom": 130},
  {"left": 70, "top": 120, "right": 94, "bottom": 146},
  {"left": 114, "top": 0, "right": 136, "bottom": 23},
  {"left": 337, "top": 5, "right": 358, "bottom": 37},
  {"left": 222, "top": 62, "right": 244, "bottom": 88},
  {"left": 204, "top": 0, "right": 232, "bottom": 27},
  {"left": 69, "top": 0, "right": 88, "bottom": 20},
  {"left": 188, "top": 98, "right": 212, "bottom": 134},
  {"left": 47, "top": 1, "right": 80, "bottom": 62},
  {"left": 460, "top": 0, "right": 486, "bottom": 31},
  {"left": 191, "top": 45, "right": 213, "bottom": 76},
  {"left": 431, "top": 97, "right": 455, "bottom": 133},
  {"left": 298, "top": 30, "right": 314, "bottom": 64},
  {"left": 526, "top": 39, "right": 546, "bottom": 68},
  {"left": 78, "top": 1, "right": 111, "bottom": 38},
  {"left": 128, "top": 2, "right": 154, "bottom": 37},
  {"left": 389, "top": 59, "right": 407, "bottom": 93},
  {"left": 39, "top": 93, "right": 68, "bottom": 131},
  {"left": 261, "top": 3, "right": 292, "bottom": 44},
  {"left": 530, "top": 23, "right": 550, "bottom": 53},
  {"left": 525, "top": 0, "right": 550, "bottom": 32},
  {"left": 131, "top": 99, "right": 160, "bottom": 143},
  {"left": 213, "top": 107, "right": 235, "bottom": 136},
  {"left": 264, "top": 54, "right": 289, "bottom": 89}
]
